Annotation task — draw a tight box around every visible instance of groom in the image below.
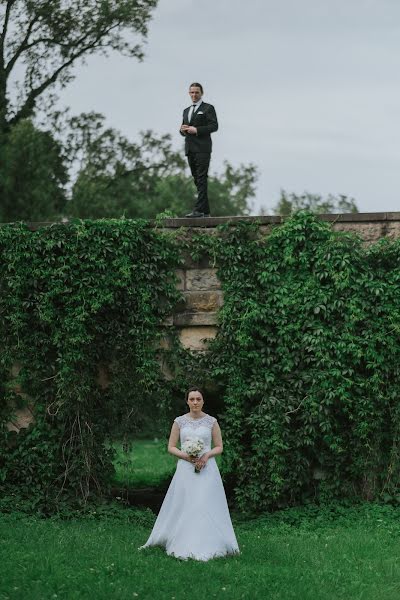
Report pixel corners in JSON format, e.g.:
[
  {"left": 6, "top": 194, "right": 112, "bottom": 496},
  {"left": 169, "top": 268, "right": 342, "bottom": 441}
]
[{"left": 179, "top": 82, "right": 218, "bottom": 218}]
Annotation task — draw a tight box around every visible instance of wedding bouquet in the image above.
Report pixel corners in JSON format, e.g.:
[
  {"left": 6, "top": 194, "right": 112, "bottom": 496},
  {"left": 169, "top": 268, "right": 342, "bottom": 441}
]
[{"left": 181, "top": 437, "right": 205, "bottom": 473}]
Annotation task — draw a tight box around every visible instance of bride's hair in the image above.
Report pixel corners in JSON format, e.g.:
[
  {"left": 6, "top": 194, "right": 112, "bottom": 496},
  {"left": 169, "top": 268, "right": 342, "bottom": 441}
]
[{"left": 185, "top": 387, "right": 204, "bottom": 402}]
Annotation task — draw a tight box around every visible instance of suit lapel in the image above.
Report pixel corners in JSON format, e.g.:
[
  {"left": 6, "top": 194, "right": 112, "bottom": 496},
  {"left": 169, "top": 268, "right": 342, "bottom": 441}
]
[
  {"left": 190, "top": 101, "right": 203, "bottom": 123},
  {"left": 184, "top": 107, "right": 191, "bottom": 125}
]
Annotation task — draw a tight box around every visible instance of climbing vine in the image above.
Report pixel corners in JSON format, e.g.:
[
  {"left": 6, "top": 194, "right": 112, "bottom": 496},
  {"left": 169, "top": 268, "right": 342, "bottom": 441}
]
[
  {"left": 2, "top": 212, "right": 400, "bottom": 515},
  {"left": 0, "top": 219, "right": 183, "bottom": 513},
  {"left": 200, "top": 213, "right": 400, "bottom": 511}
]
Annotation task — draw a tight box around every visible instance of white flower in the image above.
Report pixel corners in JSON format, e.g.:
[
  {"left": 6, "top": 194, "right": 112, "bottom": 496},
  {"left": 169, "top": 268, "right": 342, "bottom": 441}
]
[{"left": 181, "top": 437, "right": 204, "bottom": 457}]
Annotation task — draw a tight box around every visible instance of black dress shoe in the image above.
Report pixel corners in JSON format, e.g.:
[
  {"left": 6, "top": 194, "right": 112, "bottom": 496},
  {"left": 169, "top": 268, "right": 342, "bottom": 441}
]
[{"left": 185, "top": 211, "right": 206, "bottom": 218}]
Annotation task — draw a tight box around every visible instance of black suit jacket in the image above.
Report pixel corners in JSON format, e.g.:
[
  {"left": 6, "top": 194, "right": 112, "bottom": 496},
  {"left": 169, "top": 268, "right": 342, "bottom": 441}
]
[{"left": 180, "top": 101, "right": 218, "bottom": 155}]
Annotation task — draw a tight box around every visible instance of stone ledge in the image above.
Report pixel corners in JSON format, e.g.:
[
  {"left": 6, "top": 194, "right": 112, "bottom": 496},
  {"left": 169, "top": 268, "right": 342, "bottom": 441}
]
[
  {"left": 3, "top": 212, "right": 400, "bottom": 231},
  {"left": 156, "top": 212, "right": 400, "bottom": 228}
]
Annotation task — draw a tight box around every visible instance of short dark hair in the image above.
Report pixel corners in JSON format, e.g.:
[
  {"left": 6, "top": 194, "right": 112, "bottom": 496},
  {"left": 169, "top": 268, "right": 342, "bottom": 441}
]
[
  {"left": 185, "top": 387, "right": 204, "bottom": 402},
  {"left": 189, "top": 82, "right": 203, "bottom": 94}
]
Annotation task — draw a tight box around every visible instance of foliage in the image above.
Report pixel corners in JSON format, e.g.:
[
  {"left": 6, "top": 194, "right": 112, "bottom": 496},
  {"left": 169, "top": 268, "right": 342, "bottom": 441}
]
[
  {"left": 0, "top": 219, "right": 182, "bottom": 512},
  {"left": 0, "top": 109, "right": 258, "bottom": 223},
  {"left": 0, "top": 118, "right": 68, "bottom": 222},
  {"left": 0, "top": 0, "right": 158, "bottom": 132},
  {"left": 272, "top": 190, "right": 359, "bottom": 215},
  {"left": 200, "top": 212, "right": 400, "bottom": 511},
  {"left": 2, "top": 212, "right": 400, "bottom": 516},
  {"left": 64, "top": 112, "right": 258, "bottom": 219}
]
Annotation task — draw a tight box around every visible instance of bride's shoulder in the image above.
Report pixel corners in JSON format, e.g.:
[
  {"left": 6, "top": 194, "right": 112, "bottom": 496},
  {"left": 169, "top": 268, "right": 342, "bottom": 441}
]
[
  {"left": 173, "top": 414, "right": 187, "bottom": 427},
  {"left": 204, "top": 414, "right": 218, "bottom": 427},
  {"left": 197, "top": 413, "right": 218, "bottom": 429}
]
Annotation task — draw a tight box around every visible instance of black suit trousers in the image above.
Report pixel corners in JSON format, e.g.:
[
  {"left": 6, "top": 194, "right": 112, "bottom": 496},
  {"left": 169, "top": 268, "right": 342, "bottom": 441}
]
[{"left": 187, "top": 151, "right": 211, "bottom": 214}]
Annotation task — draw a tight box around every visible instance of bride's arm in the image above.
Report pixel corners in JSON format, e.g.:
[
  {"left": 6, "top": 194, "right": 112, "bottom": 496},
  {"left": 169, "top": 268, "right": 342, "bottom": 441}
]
[
  {"left": 196, "top": 422, "right": 223, "bottom": 469},
  {"left": 167, "top": 422, "right": 193, "bottom": 462},
  {"left": 207, "top": 422, "right": 223, "bottom": 458}
]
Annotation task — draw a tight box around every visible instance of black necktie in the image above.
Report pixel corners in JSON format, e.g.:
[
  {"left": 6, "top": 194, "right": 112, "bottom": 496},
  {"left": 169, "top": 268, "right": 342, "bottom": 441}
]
[{"left": 191, "top": 104, "right": 196, "bottom": 121}]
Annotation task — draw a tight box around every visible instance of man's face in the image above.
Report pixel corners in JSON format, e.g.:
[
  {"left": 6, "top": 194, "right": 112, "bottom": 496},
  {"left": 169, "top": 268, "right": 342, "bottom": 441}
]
[{"left": 189, "top": 86, "right": 203, "bottom": 103}]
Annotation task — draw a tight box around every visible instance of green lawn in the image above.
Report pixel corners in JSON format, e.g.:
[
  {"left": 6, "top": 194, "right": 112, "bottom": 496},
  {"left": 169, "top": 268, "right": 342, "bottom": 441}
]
[
  {"left": 2, "top": 441, "right": 400, "bottom": 599},
  {"left": 110, "top": 438, "right": 176, "bottom": 488},
  {"left": 109, "top": 438, "right": 221, "bottom": 488},
  {"left": 1, "top": 504, "right": 400, "bottom": 600}
]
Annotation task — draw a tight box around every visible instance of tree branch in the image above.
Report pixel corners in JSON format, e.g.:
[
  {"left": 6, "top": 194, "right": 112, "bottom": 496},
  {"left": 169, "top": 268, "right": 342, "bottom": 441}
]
[
  {"left": 8, "top": 26, "right": 117, "bottom": 126},
  {"left": 6, "top": 16, "right": 124, "bottom": 77},
  {"left": 0, "top": 1, "right": 17, "bottom": 65},
  {"left": 5, "top": 12, "right": 40, "bottom": 76},
  {"left": 9, "top": 51, "right": 85, "bottom": 125}
]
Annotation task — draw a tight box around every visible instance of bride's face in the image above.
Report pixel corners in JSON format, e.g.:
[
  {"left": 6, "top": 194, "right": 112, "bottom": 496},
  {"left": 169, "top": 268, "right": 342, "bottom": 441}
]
[{"left": 187, "top": 391, "right": 204, "bottom": 412}]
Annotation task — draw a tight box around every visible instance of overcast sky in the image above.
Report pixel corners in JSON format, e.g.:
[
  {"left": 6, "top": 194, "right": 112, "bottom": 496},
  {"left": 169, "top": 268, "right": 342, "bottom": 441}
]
[{"left": 58, "top": 0, "right": 400, "bottom": 214}]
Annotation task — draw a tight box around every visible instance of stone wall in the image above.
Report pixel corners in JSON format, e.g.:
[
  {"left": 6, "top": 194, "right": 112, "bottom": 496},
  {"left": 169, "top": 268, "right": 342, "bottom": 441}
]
[{"left": 162, "top": 212, "right": 400, "bottom": 351}]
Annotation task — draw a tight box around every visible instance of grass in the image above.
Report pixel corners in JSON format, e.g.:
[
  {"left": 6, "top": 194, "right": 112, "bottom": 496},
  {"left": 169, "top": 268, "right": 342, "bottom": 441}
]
[
  {"left": 109, "top": 437, "right": 221, "bottom": 488},
  {"left": 110, "top": 438, "right": 176, "bottom": 488},
  {"left": 2, "top": 441, "right": 400, "bottom": 599},
  {"left": 1, "top": 503, "right": 400, "bottom": 599}
]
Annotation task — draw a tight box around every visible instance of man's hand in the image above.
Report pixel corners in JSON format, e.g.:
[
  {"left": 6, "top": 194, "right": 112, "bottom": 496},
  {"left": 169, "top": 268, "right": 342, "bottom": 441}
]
[{"left": 180, "top": 124, "right": 197, "bottom": 135}]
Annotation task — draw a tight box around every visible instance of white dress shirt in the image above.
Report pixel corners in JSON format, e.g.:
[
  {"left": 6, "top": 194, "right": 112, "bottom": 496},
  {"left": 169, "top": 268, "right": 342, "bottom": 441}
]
[{"left": 189, "top": 99, "right": 203, "bottom": 122}]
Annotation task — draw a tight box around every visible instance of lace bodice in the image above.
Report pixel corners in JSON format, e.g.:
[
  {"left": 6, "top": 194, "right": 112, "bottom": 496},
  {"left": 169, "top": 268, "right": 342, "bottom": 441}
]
[{"left": 174, "top": 414, "right": 217, "bottom": 453}]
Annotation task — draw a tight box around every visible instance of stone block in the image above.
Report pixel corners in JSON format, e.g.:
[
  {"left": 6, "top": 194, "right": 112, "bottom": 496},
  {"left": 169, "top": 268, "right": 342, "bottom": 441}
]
[
  {"left": 179, "top": 326, "right": 217, "bottom": 351},
  {"left": 186, "top": 269, "right": 221, "bottom": 291},
  {"left": 174, "top": 312, "right": 218, "bottom": 326},
  {"left": 183, "top": 291, "right": 223, "bottom": 312},
  {"left": 6, "top": 406, "right": 35, "bottom": 432}
]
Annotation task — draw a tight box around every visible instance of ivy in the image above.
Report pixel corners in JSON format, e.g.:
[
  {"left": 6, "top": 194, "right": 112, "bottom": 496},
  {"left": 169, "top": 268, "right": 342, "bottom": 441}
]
[
  {"left": 0, "top": 219, "right": 183, "bottom": 512},
  {"left": 199, "top": 212, "right": 400, "bottom": 511},
  {"left": 2, "top": 212, "right": 400, "bottom": 515}
]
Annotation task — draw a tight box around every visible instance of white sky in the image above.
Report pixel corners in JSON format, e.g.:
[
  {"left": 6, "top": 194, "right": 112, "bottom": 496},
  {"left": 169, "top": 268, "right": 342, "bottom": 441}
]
[{"left": 57, "top": 0, "right": 400, "bottom": 214}]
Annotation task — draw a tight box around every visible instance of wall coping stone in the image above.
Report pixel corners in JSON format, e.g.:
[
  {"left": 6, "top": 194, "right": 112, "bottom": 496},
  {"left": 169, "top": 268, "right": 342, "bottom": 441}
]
[{"left": 1, "top": 212, "right": 400, "bottom": 231}]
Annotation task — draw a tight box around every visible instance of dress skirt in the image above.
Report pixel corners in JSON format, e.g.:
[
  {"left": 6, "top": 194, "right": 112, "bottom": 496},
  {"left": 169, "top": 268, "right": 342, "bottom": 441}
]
[{"left": 139, "top": 456, "right": 240, "bottom": 561}]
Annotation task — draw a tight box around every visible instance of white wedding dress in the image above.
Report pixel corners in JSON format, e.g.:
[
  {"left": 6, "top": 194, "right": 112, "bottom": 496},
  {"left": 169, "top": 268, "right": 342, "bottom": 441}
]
[{"left": 139, "top": 413, "right": 240, "bottom": 561}]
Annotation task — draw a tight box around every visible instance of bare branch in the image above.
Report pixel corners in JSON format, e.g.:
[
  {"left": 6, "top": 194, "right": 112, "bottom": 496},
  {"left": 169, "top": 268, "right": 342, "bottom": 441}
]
[
  {"left": 0, "top": 1, "right": 158, "bottom": 130},
  {"left": 9, "top": 28, "right": 112, "bottom": 126},
  {"left": 7, "top": 22, "right": 113, "bottom": 75},
  {"left": 5, "top": 13, "right": 41, "bottom": 75},
  {"left": 0, "top": 1, "right": 17, "bottom": 65}
]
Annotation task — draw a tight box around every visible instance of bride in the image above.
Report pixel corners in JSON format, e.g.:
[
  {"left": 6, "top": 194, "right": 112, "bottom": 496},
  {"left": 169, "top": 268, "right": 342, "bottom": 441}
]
[{"left": 139, "top": 387, "right": 240, "bottom": 561}]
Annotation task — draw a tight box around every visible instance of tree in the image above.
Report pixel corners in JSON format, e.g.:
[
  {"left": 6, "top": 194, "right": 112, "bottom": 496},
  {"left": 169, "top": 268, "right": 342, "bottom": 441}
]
[
  {"left": 65, "top": 112, "right": 258, "bottom": 218},
  {"left": 0, "top": 0, "right": 158, "bottom": 134},
  {"left": 0, "top": 118, "right": 67, "bottom": 222},
  {"left": 272, "top": 190, "right": 359, "bottom": 216}
]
